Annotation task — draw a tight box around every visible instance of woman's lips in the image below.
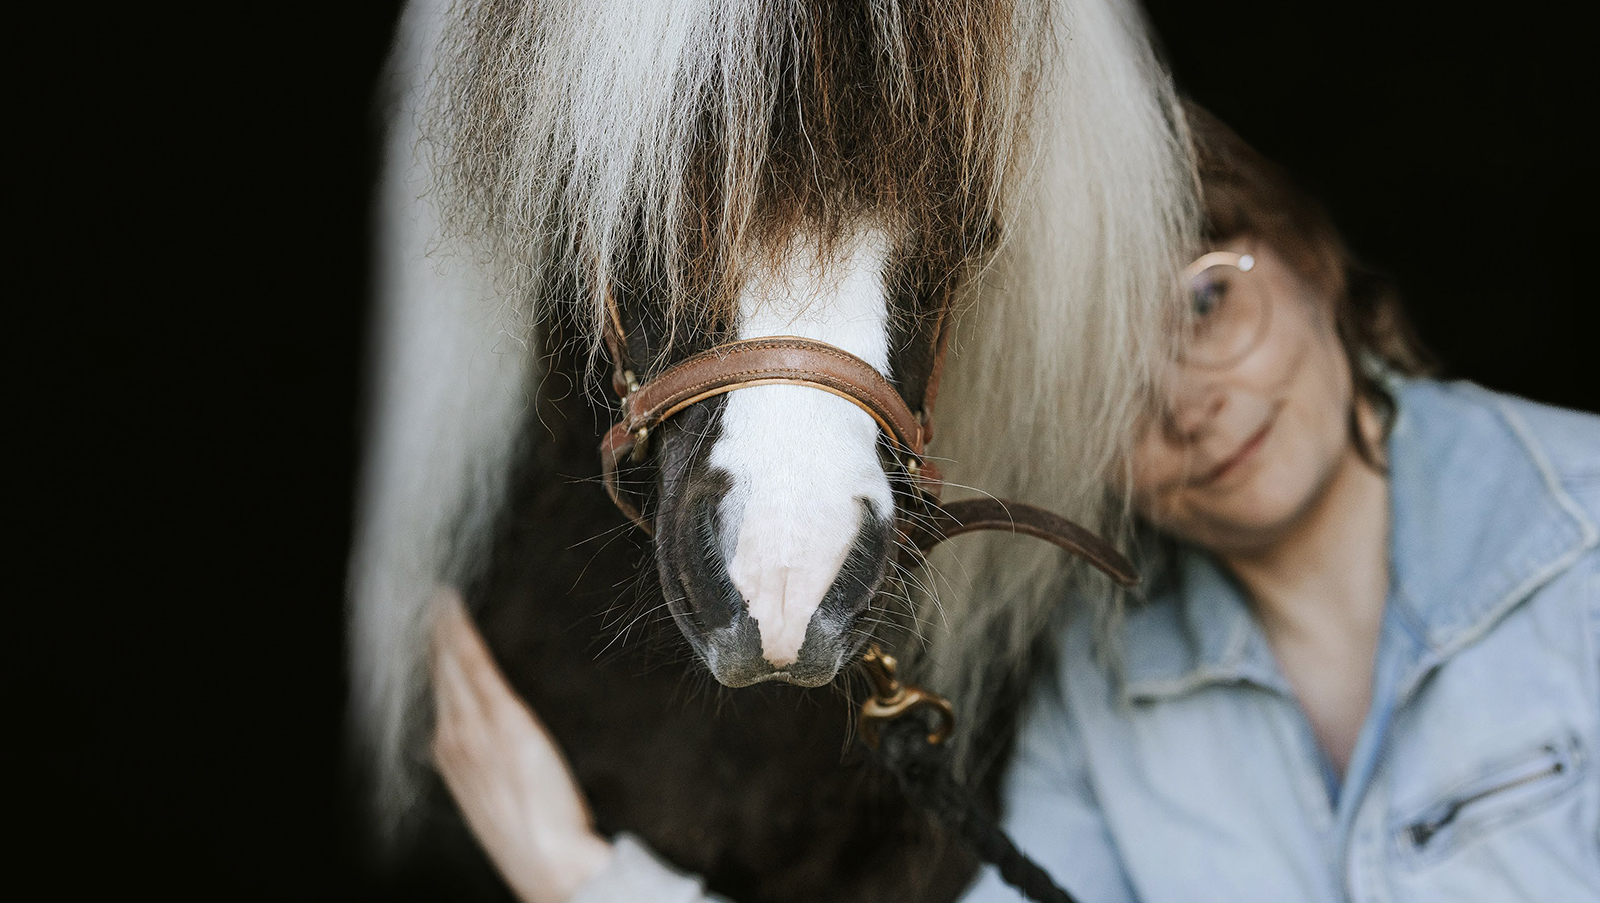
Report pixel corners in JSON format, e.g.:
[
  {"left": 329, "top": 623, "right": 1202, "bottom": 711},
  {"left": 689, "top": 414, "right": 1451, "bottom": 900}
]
[{"left": 1193, "top": 415, "right": 1275, "bottom": 487}]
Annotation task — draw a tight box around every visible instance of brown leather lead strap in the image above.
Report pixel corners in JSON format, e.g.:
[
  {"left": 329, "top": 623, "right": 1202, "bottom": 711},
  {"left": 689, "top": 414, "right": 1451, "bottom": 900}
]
[{"left": 902, "top": 497, "right": 1140, "bottom": 587}]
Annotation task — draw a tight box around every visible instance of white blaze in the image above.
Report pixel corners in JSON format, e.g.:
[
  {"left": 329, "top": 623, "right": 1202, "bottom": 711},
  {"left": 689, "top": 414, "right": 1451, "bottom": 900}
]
[{"left": 709, "top": 225, "right": 895, "bottom": 667}]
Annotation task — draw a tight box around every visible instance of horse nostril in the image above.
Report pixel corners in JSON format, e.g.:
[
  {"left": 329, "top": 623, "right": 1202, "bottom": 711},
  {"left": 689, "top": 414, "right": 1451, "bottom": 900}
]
[
  {"left": 698, "top": 494, "right": 738, "bottom": 574},
  {"left": 678, "top": 492, "right": 741, "bottom": 632},
  {"left": 706, "top": 492, "right": 745, "bottom": 570},
  {"left": 697, "top": 494, "right": 720, "bottom": 561},
  {"left": 828, "top": 499, "right": 891, "bottom": 613}
]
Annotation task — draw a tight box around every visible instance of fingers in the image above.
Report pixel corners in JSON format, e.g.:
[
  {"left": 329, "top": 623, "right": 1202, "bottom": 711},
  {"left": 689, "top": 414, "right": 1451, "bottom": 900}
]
[
  {"left": 425, "top": 588, "right": 614, "bottom": 903},
  {"left": 429, "top": 589, "right": 567, "bottom": 769},
  {"left": 431, "top": 590, "right": 488, "bottom": 727},
  {"left": 432, "top": 588, "right": 496, "bottom": 674},
  {"left": 431, "top": 588, "right": 524, "bottom": 720},
  {"left": 427, "top": 587, "right": 591, "bottom": 806},
  {"left": 425, "top": 589, "right": 611, "bottom": 896}
]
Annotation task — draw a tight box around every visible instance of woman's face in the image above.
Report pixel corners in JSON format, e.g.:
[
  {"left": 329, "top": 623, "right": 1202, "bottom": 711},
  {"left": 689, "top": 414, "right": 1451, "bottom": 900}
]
[{"left": 1129, "top": 236, "right": 1355, "bottom": 554}]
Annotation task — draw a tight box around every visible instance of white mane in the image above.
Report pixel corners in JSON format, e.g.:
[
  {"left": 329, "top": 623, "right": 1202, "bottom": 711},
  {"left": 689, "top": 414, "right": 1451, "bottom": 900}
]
[
  {"left": 350, "top": 0, "right": 1197, "bottom": 835},
  {"left": 927, "top": 0, "right": 1195, "bottom": 774}
]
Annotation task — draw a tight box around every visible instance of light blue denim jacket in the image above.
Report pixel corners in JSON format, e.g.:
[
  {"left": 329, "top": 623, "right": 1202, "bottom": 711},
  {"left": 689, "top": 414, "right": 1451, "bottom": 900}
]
[{"left": 964, "top": 379, "right": 1600, "bottom": 903}]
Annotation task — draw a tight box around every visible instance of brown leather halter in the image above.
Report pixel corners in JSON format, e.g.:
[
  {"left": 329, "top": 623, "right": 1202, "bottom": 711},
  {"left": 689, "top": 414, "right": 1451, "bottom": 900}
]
[{"left": 597, "top": 289, "right": 1140, "bottom": 588}]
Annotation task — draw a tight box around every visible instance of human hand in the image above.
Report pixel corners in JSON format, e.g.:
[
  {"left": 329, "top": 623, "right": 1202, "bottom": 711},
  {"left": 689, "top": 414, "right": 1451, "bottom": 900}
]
[{"left": 431, "top": 589, "right": 614, "bottom": 903}]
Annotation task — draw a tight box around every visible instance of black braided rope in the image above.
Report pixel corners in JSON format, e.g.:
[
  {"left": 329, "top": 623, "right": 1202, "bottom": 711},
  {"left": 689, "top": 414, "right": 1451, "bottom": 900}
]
[{"left": 869, "top": 717, "right": 1079, "bottom": 903}]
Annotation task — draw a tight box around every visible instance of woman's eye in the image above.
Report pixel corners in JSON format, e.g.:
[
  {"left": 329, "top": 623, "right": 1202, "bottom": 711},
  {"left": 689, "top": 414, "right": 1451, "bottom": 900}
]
[{"left": 1191, "top": 278, "right": 1227, "bottom": 319}]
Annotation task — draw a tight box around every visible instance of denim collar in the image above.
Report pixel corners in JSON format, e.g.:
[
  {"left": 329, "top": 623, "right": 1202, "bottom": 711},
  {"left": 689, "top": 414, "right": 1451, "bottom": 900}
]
[
  {"left": 1120, "top": 379, "right": 1597, "bottom": 704},
  {"left": 1118, "top": 547, "right": 1288, "bottom": 702}
]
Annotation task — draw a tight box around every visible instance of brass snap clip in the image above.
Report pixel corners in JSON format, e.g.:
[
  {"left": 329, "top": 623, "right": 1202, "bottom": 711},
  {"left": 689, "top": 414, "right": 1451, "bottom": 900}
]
[{"left": 858, "top": 644, "right": 955, "bottom": 749}]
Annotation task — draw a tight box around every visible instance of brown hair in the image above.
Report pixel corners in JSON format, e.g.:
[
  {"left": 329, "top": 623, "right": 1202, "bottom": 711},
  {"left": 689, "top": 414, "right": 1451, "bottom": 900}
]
[{"left": 1185, "top": 101, "right": 1434, "bottom": 465}]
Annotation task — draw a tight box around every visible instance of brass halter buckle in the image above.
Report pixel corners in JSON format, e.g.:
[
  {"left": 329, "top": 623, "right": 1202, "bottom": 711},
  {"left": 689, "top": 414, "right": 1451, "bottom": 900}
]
[{"left": 858, "top": 644, "right": 955, "bottom": 749}]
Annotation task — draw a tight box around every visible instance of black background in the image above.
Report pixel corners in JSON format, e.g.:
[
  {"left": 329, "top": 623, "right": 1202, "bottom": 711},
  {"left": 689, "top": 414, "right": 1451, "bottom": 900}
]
[{"left": 84, "top": 1, "right": 1593, "bottom": 897}]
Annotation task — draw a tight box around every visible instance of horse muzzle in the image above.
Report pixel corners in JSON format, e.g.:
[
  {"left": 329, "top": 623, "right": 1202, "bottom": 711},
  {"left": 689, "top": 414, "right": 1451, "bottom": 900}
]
[{"left": 651, "top": 395, "right": 895, "bottom": 687}]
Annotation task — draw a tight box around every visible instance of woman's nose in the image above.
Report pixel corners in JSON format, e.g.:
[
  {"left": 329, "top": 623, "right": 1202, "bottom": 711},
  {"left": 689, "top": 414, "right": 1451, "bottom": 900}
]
[{"left": 1162, "top": 368, "right": 1226, "bottom": 440}]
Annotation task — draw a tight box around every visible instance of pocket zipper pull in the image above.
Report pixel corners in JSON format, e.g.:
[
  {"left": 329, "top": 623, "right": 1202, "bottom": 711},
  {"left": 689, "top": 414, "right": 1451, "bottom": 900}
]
[{"left": 1406, "top": 752, "right": 1565, "bottom": 848}]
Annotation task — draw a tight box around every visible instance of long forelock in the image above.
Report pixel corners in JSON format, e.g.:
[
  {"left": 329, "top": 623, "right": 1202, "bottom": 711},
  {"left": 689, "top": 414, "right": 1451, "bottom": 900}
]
[{"left": 425, "top": 0, "right": 1046, "bottom": 361}]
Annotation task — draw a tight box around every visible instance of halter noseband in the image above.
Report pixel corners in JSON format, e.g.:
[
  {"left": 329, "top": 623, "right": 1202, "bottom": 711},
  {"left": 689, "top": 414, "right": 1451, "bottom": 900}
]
[{"left": 600, "top": 335, "right": 943, "bottom": 532}]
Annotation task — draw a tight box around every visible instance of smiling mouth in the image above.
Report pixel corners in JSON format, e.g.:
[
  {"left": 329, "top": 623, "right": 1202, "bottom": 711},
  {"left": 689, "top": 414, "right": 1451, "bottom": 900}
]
[{"left": 1194, "top": 414, "right": 1276, "bottom": 487}]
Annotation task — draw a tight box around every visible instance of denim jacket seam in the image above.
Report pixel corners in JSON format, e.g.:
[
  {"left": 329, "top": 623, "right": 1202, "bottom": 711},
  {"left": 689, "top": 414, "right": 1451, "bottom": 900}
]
[
  {"left": 1423, "top": 399, "right": 1600, "bottom": 661},
  {"left": 1494, "top": 395, "right": 1599, "bottom": 546},
  {"left": 1398, "top": 395, "right": 1599, "bottom": 668}
]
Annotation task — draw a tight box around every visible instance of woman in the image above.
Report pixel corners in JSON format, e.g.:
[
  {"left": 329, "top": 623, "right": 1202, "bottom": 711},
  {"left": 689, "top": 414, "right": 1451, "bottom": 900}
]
[{"left": 429, "top": 108, "right": 1600, "bottom": 901}]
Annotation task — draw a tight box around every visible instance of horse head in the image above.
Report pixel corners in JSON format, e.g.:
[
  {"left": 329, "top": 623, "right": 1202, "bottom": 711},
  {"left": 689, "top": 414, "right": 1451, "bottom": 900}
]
[
  {"left": 605, "top": 223, "right": 951, "bottom": 687},
  {"left": 424, "top": 0, "right": 1027, "bottom": 688}
]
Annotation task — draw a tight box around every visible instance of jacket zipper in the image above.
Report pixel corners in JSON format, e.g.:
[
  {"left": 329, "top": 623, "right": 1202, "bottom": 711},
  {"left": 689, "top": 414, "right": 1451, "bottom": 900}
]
[{"left": 1406, "top": 746, "right": 1566, "bottom": 848}]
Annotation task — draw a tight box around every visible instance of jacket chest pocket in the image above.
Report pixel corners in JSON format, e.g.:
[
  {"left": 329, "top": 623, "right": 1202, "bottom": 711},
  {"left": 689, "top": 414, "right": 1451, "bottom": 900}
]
[{"left": 1391, "top": 733, "right": 1585, "bottom": 868}]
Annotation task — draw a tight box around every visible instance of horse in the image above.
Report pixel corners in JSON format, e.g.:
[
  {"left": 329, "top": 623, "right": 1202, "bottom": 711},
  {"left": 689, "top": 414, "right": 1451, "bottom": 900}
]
[{"left": 350, "top": 0, "right": 1197, "bottom": 898}]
